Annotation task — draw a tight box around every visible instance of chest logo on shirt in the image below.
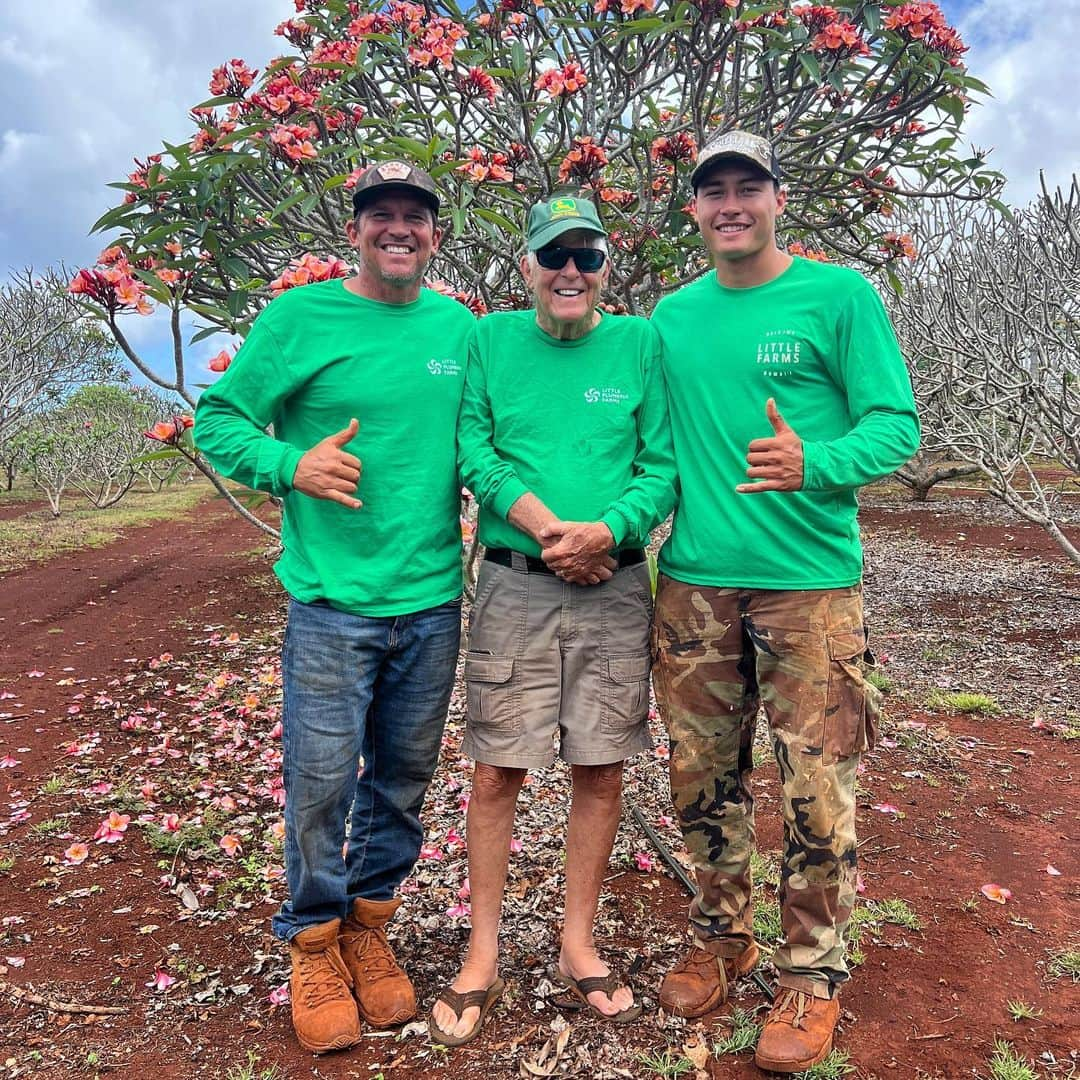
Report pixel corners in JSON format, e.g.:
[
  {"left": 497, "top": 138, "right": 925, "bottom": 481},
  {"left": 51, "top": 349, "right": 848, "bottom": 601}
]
[
  {"left": 584, "top": 386, "right": 629, "bottom": 405},
  {"left": 427, "top": 358, "right": 462, "bottom": 376},
  {"left": 756, "top": 329, "right": 803, "bottom": 378}
]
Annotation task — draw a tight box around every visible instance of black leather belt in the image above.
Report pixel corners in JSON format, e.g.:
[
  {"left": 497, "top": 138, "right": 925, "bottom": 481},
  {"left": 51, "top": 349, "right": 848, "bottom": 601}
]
[{"left": 484, "top": 547, "right": 646, "bottom": 574}]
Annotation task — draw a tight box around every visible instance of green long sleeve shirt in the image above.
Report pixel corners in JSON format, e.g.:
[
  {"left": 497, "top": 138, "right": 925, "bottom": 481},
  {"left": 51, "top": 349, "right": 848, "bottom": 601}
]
[
  {"left": 457, "top": 310, "right": 677, "bottom": 555},
  {"left": 194, "top": 279, "right": 475, "bottom": 615},
  {"left": 651, "top": 256, "right": 920, "bottom": 589}
]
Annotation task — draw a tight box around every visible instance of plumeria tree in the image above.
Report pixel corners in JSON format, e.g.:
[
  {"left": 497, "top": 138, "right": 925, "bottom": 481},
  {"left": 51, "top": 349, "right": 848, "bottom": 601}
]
[
  {"left": 17, "top": 385, "right": 183, "bottom": 513},
  {"left": 71, "top": 0, "right": 1000, "bottom": 539},
  {"left": 888, "top": 177, "right": 1080, "bottom": 564},
  {"left": 0, "top": 269, "right": 124, "bottom": 473}
]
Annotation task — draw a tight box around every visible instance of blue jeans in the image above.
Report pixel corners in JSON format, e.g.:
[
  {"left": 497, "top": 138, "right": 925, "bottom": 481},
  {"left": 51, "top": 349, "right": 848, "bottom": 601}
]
[{"left": 272, "top": 596, "right": 461, "bottom": 941}]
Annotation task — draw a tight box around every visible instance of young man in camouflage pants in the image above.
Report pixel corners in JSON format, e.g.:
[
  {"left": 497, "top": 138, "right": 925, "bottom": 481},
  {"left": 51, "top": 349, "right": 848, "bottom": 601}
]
[{"left": 650, "top": 131, "right": 919, "bottom": 1072}]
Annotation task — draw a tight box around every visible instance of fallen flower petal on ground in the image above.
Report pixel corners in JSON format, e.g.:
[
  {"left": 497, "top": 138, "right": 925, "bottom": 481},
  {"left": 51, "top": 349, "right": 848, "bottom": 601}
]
[
  {"left": 146, "top": 970, "right": 176, "bottom": 991},
  {"left": 981, "top": 883, "right": 1013, "bottom": 904}
]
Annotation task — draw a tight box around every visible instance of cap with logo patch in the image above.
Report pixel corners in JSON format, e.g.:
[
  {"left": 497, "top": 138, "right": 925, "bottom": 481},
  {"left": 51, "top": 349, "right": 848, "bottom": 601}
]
[
  {"left": 526, "top": 195, "right": 606, "bottom": 251},
  {"left": 351, "top": 160, "right": 441, "bottom": 216},
  {"left": 691, "top": 130, "right": 781, "bottom": 189}
]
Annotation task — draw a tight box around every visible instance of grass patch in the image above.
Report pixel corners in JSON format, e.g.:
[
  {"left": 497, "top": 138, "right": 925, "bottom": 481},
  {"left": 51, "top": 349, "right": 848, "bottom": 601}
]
[
  {"left": 224, "top": 1052, "right": 283, "bottom": 1080},
  {"left": 0, "top": 854, "right": 14, "bottom": 875},
  {"left": 39, "top": 775, "right": 65, "bottom": 796},
  {"left": 1046, "top": 946, "right": 1080, "bottom": 982},
  {"left": 1058, "top": 713, "right": 1080, "bottom": 741},
  {"left": 1006, "top": 1000, "right": 1042, "bottom": 1022},
  {"left": 0, "top": 482, "right": 218, "bottom": 572},
  {"left": 793, "top": 1050, "right": 856, "bottom": 1078},
  {"left": 750, "top": 850, "right": 781, "bottom": 888},
  {"left": 926, "top": 689, "right": 1000, "bottom": 715},
  {"left": 636, "top": 1050, "right": 695, "bottom": 1078},
  {"left": 866, "top": 668, "right": 893, "bottom": 694},
  {"left": 986, "top": 1039, "right": 1038, "bottom": 1080},
  {"left": 28, "top": 817, "right": 66, "bottom": 839},
  {"left": 753, "top": 897, "right": 784, "bottom": 948},
  {"left": 713, "top": 1007, "right": 761, "bottom": 1056}
]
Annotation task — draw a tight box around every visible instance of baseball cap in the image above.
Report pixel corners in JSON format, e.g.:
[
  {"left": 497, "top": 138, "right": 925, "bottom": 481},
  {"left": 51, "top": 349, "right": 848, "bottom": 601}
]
[
  {"left": 526, "top": 194, "right": 606, "bottom": 251},
  {"left": 691, "top": 130, "right": 781, "bottom": 189},
  {"left": 351, "top": 160, "right": 441, "bottom": 216}
]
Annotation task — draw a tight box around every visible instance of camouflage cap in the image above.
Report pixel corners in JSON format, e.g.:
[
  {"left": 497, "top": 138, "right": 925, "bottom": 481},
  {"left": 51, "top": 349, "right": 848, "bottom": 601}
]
[
  {"left": 526, "top": 194, "right": 606, "bottom": 251},
  {"left": 691, "top": 130, "right": 781, "bottom": 189},
  {"left": 351, "top": 160, "right": 441, "bottom": 216}
]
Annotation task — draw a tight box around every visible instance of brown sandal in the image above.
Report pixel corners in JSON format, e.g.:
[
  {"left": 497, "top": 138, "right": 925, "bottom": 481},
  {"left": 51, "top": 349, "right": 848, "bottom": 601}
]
[
  {"left": 427, "top": 977, "right": 505, "bottom": 1047},
  {"left": 549, "top": 966, "right": 642, "bottom": 1024}
]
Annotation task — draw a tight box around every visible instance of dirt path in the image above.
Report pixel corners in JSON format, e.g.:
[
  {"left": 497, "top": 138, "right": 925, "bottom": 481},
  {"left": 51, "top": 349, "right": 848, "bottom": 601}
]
[{"left": 0, "top": 495, "right": 1076, "bottom": 1079}]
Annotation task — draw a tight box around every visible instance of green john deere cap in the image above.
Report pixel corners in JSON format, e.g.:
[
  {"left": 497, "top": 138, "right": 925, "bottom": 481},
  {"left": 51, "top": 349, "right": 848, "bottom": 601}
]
[{"left": 526, "top": 195, "right": 606, "bottom": 251}]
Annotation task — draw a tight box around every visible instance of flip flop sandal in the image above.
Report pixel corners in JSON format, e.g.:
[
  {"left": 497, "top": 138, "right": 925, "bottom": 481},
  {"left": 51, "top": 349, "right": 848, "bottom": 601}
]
[
  {"left": 427, "top": 977, "right": 505, "bottom": 1047},
  {"left": 548, "top": 966, "right": 642, "bottom": 1024}
]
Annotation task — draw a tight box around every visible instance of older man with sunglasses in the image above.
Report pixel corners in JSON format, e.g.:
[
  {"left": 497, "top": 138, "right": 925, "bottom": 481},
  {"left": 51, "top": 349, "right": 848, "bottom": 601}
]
[{"left": 428, "top": 194, "right": 676, "bottom": 1045}]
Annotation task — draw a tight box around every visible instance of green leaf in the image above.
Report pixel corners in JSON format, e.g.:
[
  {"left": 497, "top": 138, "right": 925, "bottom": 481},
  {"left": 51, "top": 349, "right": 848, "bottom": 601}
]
[
  {"left": 863, "top": 4, "right": 881, "bottom": 34},
  {"left": 987, "top": 198, "right": 1016, "bottom": 224},
  {"left": 269, "top": 189, "right": 311, "bottom": 221},
  {"left": 189, "top": 325, "right": 227, "bottom": 345},
  {"left": 798, "top": 52, "right": 822, "bottom": 83},
  {"left": 474, "top": 207, "right": 520, "bottom": 235},
  {"left": 89, "top": 204, "right": 136, "bottom": 234},
  {"left": 884, "top": 266, "right": 903, "bottom": 296},
  {"left": 511, "top": 40, "right": 527, "bottom": 76},
  {"left": 131, "top": 449, "right": 186, "bottom": 464},
  {"left": 226, "top": 290, "right": 251, "bottom": 318}
]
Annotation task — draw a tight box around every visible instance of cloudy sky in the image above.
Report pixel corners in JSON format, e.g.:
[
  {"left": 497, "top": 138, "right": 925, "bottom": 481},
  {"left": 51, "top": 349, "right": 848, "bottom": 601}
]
[{"left": 1, "top": 0, "right": 1076, "bottom": 382}]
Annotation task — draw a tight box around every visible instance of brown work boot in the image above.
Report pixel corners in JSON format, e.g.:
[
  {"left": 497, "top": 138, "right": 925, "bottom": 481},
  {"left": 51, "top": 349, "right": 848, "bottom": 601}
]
[
  {"left": 340, "top": 897, "right": 416, "bottom": 1027},
  {"left": 659, "top": 941, "right": 759, "bottom": 1018},
  {"left": 288, "top": 919, "right": 361, "bottom": 1054},
  {"left": 754, "top": 988, "right": 840, "bottom": 1073}
]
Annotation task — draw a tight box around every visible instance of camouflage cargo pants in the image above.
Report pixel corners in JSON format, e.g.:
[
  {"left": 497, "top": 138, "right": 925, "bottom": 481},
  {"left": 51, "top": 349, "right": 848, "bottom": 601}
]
[{"left": 651, "top": 575, "right": 880, "bottom": 999}]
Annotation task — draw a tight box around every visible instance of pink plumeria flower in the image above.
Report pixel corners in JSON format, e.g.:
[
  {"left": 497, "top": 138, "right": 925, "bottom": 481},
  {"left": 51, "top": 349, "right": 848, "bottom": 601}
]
[
  {"left": 980, "top": 883, "right": 1013, "bottom": 904},
  {"left": 509, "top": 837, "right": 523, "bottom": 854},
  {"left": 419, "top": 842, "right": 443, "bottom": 860},
  {"left": 654, "top": 744, "right": 670, "bottom": 759},
  {"left": 270, "top": 820, "right": 286, "bottom": 843},
  {"left": 1043, "top": 865, "right": 1062, "bottom": 877},
  {"left": 90, "top": 782, "right": 113, "bottom": 795},
  {"left": 64, "top": 843, "right": 90, "bottom": 865},
  {"left": 219, "top": 834, "right": 242, "bottom": 857},
  {"left": 657, "top": 815, "right": 674, "bottom": 829},
  {"left": 93, "top": 812, "right": 131, "bottom": 843},
  {"left": 161, "top": 814, "right": 181, "bottom": 832},
  {"left": 871, "top": 803, "right": 900, "bottom": 814},
  {"left": 6, "top": 956, "right": 25, "bottom": 968},
  {"left": 634, "top": 851, "right": 656, "bottom": 872},
  {"left": 0, "top": 755, "right": 19, "bottom": 769},
  {"left": 146, "top": 969, "right": 176, "bottom": 991},
  {"left": 446, "top": 902, "right": 471, "bottom": 918},
  {"left": 25, "top": 670, "right": 44, "bottom": 678},
  {"left": 457, "top": 878, "right": 471, "bottom": 900},
  {"left": 269, "top": 983, "right": 290, "bottom": 1006}
]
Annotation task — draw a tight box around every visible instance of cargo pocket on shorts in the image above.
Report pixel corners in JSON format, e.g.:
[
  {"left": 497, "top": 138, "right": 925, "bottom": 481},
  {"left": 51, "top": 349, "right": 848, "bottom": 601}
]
[
  {"left": 600, "top": 653, "right": 651, "bottom": 733},
  {"left": 464, "top": 652, "right": 519, "bottom": 732},
  {"left": 823, "top": 628, "right": 870, "bottom": 764}
]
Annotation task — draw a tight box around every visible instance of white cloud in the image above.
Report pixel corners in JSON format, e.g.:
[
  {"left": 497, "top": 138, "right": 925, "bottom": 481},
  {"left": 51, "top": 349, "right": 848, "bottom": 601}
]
[{"left": 958, "top": 0, "right": 1079, "bottom": 204}]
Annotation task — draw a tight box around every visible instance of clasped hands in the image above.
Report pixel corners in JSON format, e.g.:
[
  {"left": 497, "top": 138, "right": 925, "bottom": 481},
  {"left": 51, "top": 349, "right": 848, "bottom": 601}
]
[{"left": 538, "top": 520, "right": 617, "bottom": 586}]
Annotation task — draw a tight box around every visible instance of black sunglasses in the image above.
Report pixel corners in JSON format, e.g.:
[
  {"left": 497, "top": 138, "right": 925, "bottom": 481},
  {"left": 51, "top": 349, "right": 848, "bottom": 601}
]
[{"left": 535, "top": 246, "right": 607, "bottom": 273}]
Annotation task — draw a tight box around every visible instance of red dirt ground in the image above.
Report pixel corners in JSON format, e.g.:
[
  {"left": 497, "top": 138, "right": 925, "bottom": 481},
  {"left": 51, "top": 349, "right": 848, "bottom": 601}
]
[{"left": 0, "top": 494, "right": 1076, "bottom": 1079}]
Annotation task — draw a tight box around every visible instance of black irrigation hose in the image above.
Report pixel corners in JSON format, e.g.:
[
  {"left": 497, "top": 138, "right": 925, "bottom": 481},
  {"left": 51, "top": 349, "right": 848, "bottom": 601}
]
[{"left": 630, "top": 802, "right": 775, "bottom": 1002}]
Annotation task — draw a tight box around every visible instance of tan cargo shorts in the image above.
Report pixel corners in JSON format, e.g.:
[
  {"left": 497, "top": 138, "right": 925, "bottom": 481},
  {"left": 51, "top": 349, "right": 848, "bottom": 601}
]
[{"left": 462, "top": 554, "right": 655, "bottom": 768}]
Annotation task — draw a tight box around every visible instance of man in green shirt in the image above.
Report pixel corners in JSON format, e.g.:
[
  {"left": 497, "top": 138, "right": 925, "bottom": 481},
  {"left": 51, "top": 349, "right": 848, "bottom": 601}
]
[
  {"left": 428, "top": 195, "right": 676, "bottom": 1045},
  {"left": 650, "top": 131, "right": 919, "bottom": 1073},
  {"left": 195, "top": 161, "right": 475, "bottom": 1054}
]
